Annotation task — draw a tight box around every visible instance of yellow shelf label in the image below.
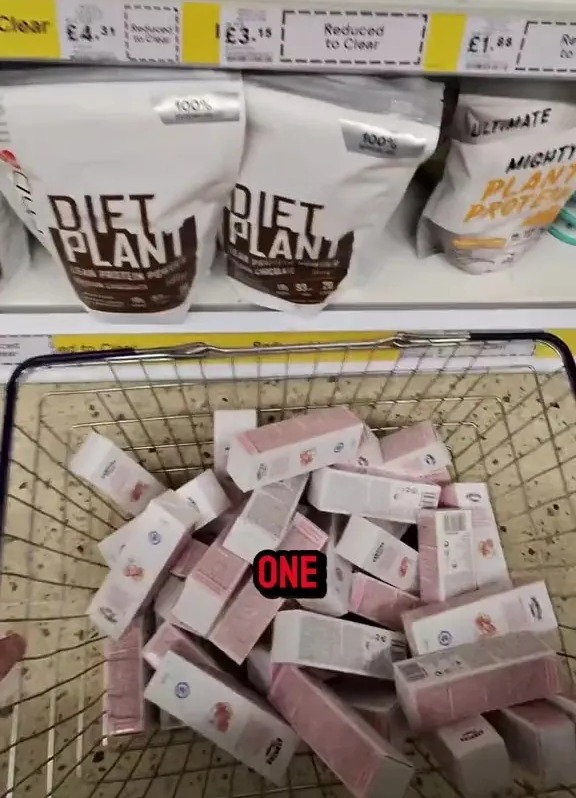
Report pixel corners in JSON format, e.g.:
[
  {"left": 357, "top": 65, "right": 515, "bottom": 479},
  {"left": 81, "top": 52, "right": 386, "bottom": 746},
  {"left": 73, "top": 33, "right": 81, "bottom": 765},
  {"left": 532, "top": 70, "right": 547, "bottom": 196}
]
[
  {"left": 423, "top": 12, "right": 466, "bottom": 72},
  {"left": 182, "top": 2, "right": 220, "bottom": 64},
  {"left": 52, "top": 331, "right": 400, "bottom": 364},
  {"left": 537, "top": 330, "right": 576, "bottom": 358},
  {"left": 0, "top": 0, "right": 60, "bottom": 58}
]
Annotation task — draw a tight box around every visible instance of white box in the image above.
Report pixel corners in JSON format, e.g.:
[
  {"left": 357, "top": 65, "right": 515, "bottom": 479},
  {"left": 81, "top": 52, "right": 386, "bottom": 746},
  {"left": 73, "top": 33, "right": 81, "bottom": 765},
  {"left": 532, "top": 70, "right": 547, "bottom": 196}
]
[
  {"left": 176, "top": 469, "right": 231, "bottom": 528},
  {"left": 380, "top": 421, "right": 452, "bottom": 478},
  {"left": 424, "top": 716, "right": 511, "bottom": 798},
  {"left": 418, "top": 508, "right": 510, "bottom": 603},
  {"left": 336, "top": 516, "right": 419, "bottom": 594},
  {"left": 213, "top": 409, "right": 257, "bottom": 480},
  {"left": 271, "top": 609, "right": 406, "bottom": 680},
  {"left": 145, "top": 651, "right": 298, "bottom": 784},
  {"left": 440, "top": 483, "right": 510, "bottom": 588},
  {"left": 403, "top": 580, "right": 558, "bottom": 655},
  {"left": 309, "top": 468, "right": 440, "bottom": 523},
  {"left": 70, "top": 431, "right": 164, "bottom": 515},
  {"left": 336, "top": 427, "right": 385, "bottom": 473},
  {"left": 98, "top": 520, "right": 137, "bottom": 567},
  {"left": 487, "top": 700, "right": 576, "bottom": 788},
  {"left": 171, "top": 530, "right": 249, "bottom": 636},
  {"left": 299, "top": 515, "right": 352, "bottom": 617},
  {"left": 227, "top": 407, "right": 364, "bottom": 491},
  {"left": 88, "top": 492, "right": 196, "bottom": 639},
  {"left": 223, "top": 474, "right": 308, "bottom": 562}
]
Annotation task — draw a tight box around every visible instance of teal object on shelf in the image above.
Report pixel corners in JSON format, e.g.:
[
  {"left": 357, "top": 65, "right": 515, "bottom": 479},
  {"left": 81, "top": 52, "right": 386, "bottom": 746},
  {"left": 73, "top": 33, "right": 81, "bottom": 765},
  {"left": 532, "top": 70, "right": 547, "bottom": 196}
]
[{"left": 550, "top": 192, "right": 576, "bottom": 245}]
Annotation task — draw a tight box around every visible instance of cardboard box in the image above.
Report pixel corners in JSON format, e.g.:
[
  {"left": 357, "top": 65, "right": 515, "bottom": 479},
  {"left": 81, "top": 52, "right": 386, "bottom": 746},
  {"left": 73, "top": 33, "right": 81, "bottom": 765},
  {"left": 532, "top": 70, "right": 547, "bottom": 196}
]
[
  {"left": 88, "top": 493, "right": 196, "bottom": 639},
  {"left": 227, "top": 407, "right": 364, "bottom": 491},
  {"left": 213, "top": 409, "right": 258, "bottom": 481},
  {"left": 176, "top": 469, "right": 231, "bottom": 528},
  {"left": 402, "top": 580, "right": 558, "bottom": 655},
  {"left": 70, "top": 431, "right": 164, "bottom": 515},
  {"left": 349, "top": 573, "right": 421, "bottom": 631},
  {"left": 145, "top": 651, "right": 298, "bottom": 784},
  {"left": 210, "top": 512, "right": 327, "bottom": 663},
  {"left": 418, "top": 507, "right": 510, "bottom": 602},
  {"left": 336, "top": 517, "right": 419, "bottom": 594},
  {"left": 393, "top": 631, "right": 561, "bottom": 732},
  {"left": 424, "top": 716, "right": 511, "bottom": 798},
  {"left": 103, "top": 617, "right": 152, "bottom": 736},
  {"left": 143, "top": 621, "right": 221, "bottom": 671},
  {"left": 299, "top": 514, "right": 352, "bottom": 617},
  {"left": 380, "top": 421, "right": 451, "bottom": 480},
  {"left": 334, "top": 682, "right": 408, "bottom": 745},
  {"left": 487, "top": 700, "right": 576, "bottom": 788},
  {"left": 222, "top": 474, "right": 308, "bottom": 563},
  {"left": 269, "top": 665, "right": 414, "bottom": 798},
  {"left": 170, "top": 529, "right": 249, "bottom": 636},
  {"left": 440, "top": 483, "right": 510, "bottom": 588},
  {"left": 309, "top": 468, "right": 440, "bottom": 523},
  {"left": 271, "top": 609, "right": 406, "bottom": 680},
  {"left": 170, "top": 538, "right": 209, "bottom": 579}
]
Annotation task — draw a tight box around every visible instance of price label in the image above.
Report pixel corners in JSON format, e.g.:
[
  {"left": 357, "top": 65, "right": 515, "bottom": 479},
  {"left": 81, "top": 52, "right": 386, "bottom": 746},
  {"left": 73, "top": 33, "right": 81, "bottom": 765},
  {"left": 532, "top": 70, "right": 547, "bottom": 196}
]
[
  {"left": 58, "top": 0, "right": 125, "bottom": 60},
  {"left": 459, "top": 17, "right": 524, "bottom": 73},
  {"left": 220, "top": 7, "right": 281, "bottom": 65},
  {"left": 516, "top": 21, "right": 576, "bottom": 73},
  {"left": 0, "top": 336, "right": 53, "bottom": 366}
]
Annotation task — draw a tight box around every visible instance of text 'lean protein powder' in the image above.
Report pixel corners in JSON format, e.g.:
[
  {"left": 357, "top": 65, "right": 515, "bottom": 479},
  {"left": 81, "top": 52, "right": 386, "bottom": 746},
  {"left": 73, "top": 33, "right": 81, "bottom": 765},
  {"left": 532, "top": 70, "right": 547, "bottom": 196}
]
[
  {"left": 419, "top": 81, "right": 576, "bottom": 273},
  {"left": 223, "top": 75, "right": 442, "bottom": 314},
  {"left": 0, "top": 69, "right": 245, "bottom": 322},
  {"left": 0, "top": 194, "right": 30, "bottom": 287}
]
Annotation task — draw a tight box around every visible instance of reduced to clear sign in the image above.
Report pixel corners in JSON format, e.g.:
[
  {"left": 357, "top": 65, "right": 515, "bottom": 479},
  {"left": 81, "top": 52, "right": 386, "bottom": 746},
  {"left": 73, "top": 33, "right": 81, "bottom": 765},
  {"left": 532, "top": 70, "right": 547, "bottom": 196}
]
[
  {"left": 516, "top": 21, "right": 576, "bottom": 73},
  {"left": 279, "top": 10, "right": 428, "bottom": 67}
]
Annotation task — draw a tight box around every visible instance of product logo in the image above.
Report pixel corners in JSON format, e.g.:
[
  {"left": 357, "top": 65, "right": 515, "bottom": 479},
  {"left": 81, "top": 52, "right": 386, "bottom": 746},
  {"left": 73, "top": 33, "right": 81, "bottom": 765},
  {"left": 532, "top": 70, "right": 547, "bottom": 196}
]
[
  {"left": 256, "top": 463, "right": 267, "bottom": 481},
  {"left": 131, "top": 481, "right": 146, "bottom": 502},
  {"left": 357, "top": 455, "right": 369, "bottom": 467},
  {"left": 438, "top": 631, "right": 453, "bottom": 646},
  {"left": 175, "top": 681, "right": 190, "bottom": 699},
  {"left": 334, "top": 442, "right": 344, "bottom": 453},
  {"left": 372, "top": 542, "right": 385, "bottom": 563},
  {"left": 123, "top": 561, "right": 144, "bottom": 581},
  {"left": 0, "top": 150, "right": 18, "bottom": 167},
  {"left": 478, "top": 538, "right": 495, "bottom": 558},
  {"left": 102, "top": 460, "right": 117, "bottom": 478},
  {"left": 265, "top": 738, "right": 283, "bottom": 765},
  {"left": 209, "top": 702, "right": 232, "bottom": 733},
  {"left": 398, "top": 557, "right": 410, "bottom": 578},
  {"left": 99, "top": 606, "right": 118, "bottom": 624},
  {"left": 460, "top": 729, "right": 484, "bottom": 742},
  {"left": 424, "top": 454, "right": 437, "bottom": 466},
  {"left": 300, "top": 448, "right": 316, "bottom": 467},
  {"left": 253, "top": 549, "right": 327, "bottom": 600},
  {"left": 148, "top": 530, "right": 161, "bottom": 545},
  {"left": 529, "top": 597, "right": 542, "bottom": 620},
  {"left": 465, "top": 492, "right": 482, "bottom": 503},
  {"left": 475, "top": 613, "right": 497, "bottom": 636}
]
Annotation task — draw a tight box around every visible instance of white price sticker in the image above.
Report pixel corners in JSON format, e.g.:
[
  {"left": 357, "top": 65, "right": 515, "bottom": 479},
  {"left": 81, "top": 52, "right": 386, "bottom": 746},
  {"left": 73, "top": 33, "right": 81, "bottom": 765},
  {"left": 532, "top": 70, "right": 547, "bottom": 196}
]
[
  {"left": 0, "top": 336, "right": 53, "bottom": 366},
  {"left": 221, "top": 8, "right": 281, "bottom": 65},
  {"left": 58, "top": 0, "right": 125, "bottom": 61},
  {"left": 516, "top": 21, "right": 576, "bottom": 73},
  {"left": 279, "top": 10, "right": 428, "bottom": 68},
  {"left": 459, "top": 17, "right": 524, "bottom": 73},
  {"left": 124, "top": 3, "right": 181, "bottom": 63}
]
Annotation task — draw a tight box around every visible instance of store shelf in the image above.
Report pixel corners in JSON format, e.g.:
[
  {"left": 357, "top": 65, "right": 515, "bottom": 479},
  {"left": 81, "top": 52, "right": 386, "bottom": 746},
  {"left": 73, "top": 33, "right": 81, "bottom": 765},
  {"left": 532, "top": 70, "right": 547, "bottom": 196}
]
[{"left": 4, "top": 0, "right": 576, "bottom": 76}]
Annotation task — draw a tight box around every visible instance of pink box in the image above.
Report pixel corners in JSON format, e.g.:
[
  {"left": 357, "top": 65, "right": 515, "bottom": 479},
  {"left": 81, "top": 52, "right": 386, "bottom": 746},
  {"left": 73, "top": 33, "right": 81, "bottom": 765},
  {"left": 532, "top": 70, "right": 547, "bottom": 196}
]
[
  {"left": 334, "top": 682, "right": 408, "bottom": 745},
  {"left": 170, "top": 538, "right": 209, "bottom": 579},
  {"left": 143, "top": 620, "right": 222, "bottom": 671},
  {"left": 171, "top": 529, "right": 249, "bottom": 636},
  {"left": 380, "top": 421, "right": 452, "bottom": 480},
  {"left": 271, "top": 609, "right": 406, "bottom": 680},
  {"left": 487, "top": 700, "right": 576, "bottom": 787},
  {"left": 210, "top": 512, "right": 327, "bottom": 664},
  {"left": 145, "top": 651, "right": 299, "bottom": 784},
  {"left": 402, "top": 580, "right": 557, "bottom": 655},
  {"left": 223, "top": 474, "right": 308, "bottom": 562},
  {"left": 103, "top": 617, "right": 152, "bottom": 736},
  {"left": 176, "top": 469, "right": 231, "bottom": 528},
  {"left": 299, "top": 513, "right": 352, "bottom": 617},
  {"left": 309, "top": 468, "right": 440, "bottom": 523},
  {"left": 227, "top": 407, "right": 364, "bottom": 491},
  {"left": 393, "top": 631, "right": 561, "bottom": 732},
  {"left": 336, "top": 517, "right": 419, "bottom": 594},
  {"left": 70, "top": 431, "right": 164, "bottom": 515},
  {"left": 350, "top": 573, "right": 421, "bottom": 632},
  {"left": 269, "top": 665, "right": 414, "bottom": 798},
  {"left": 424, "top": 716, "right": 511, "bottom": 798},
  {"left": 440, "top": 483, "right": 510, "bottom": 588}
]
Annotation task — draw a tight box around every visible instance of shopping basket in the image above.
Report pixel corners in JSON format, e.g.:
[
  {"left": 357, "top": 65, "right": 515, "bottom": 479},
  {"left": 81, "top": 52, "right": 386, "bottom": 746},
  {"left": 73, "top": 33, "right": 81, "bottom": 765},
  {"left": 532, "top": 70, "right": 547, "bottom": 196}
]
[{"left": 1, "top": 330, "right": 576, "bottom": 798}]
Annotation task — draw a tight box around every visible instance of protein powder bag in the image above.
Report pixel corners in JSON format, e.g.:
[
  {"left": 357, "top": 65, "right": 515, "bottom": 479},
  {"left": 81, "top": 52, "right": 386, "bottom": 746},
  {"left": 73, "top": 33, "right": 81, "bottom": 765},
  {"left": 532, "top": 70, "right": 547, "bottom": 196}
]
[
  {"left": 0, "top": 193, "right": 30, "bottom": 287},
  {"left": 0, "top": 68, "right": 244, "bottom": 322},
  {"left": 419, "top": 81, "right": 576, "bottom": 273},
  {"left": 222, "top": 75, "right": 442, "bottom": 314}
]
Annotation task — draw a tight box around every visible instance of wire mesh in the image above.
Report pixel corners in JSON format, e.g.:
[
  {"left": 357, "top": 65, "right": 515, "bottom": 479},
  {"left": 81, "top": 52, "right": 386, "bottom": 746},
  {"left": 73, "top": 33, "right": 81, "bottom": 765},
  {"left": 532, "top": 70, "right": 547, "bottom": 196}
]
[{"left": 1, "top": 337, "right": 576, "bottom": 798}]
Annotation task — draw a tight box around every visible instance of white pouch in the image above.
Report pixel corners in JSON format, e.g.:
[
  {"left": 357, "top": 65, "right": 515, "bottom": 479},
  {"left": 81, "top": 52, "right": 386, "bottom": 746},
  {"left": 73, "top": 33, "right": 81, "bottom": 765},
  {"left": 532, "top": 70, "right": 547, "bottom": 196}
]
[
  {"left": 0, "top": 193, "right": 30, "bottom": 288},
  {"left": 419, "top": 81, "right": 576, "bottom": 273},
  {"left": 0, "top": 68, "right": 245, "bottom": 322},
  {"left": 222, "top": 75, "right": 442, "bottom": 314}
]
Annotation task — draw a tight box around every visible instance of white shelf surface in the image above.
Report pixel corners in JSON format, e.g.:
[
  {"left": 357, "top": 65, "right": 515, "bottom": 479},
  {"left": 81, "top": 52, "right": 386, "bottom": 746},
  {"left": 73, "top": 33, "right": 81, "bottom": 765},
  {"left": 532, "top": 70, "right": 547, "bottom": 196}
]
[{"left": 1, "top": 232, "right": 576, "bottom": 335}]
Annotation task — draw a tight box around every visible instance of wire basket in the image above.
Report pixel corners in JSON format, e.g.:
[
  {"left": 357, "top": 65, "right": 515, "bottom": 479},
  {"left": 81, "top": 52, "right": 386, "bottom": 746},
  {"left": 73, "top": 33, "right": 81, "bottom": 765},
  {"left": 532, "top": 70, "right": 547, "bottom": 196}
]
[{"left": 1, "top": 331, "right": 576, "bottom": 798}]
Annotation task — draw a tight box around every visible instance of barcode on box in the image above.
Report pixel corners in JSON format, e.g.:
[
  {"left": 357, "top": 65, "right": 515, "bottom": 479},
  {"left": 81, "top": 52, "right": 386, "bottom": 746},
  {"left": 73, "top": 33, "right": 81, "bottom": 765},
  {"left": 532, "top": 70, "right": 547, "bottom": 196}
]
[
  {"left": 442, "top": 512, "right": 469, "bottom": 533},
  {"left": 399, "top": 661, "right": 427, "bottom": 682},
  {"left": 421, "top": 492, "right": 438, "bottom": 508},
  {"left": 391, "top": 639, "right": 407, "bottom": 658}
]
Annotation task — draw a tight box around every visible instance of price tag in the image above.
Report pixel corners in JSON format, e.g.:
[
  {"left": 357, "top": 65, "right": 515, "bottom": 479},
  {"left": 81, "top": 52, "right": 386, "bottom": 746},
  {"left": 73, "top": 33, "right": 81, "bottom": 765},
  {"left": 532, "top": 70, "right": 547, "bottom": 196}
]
[
  {"left": 279, "top": 10, "right": 428, "bottom": 69},
  {"left": 459, "top": 17, "right": 524, "bottom": 73},
  {"left": 516, "top": 21, "right": 576, "bottom": 73},
  {"left": 220, "top": 7, "right": 281, "bottom": 65},
  {"left": 58, "top": 0, "right": 125, "bottom": 60}
]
